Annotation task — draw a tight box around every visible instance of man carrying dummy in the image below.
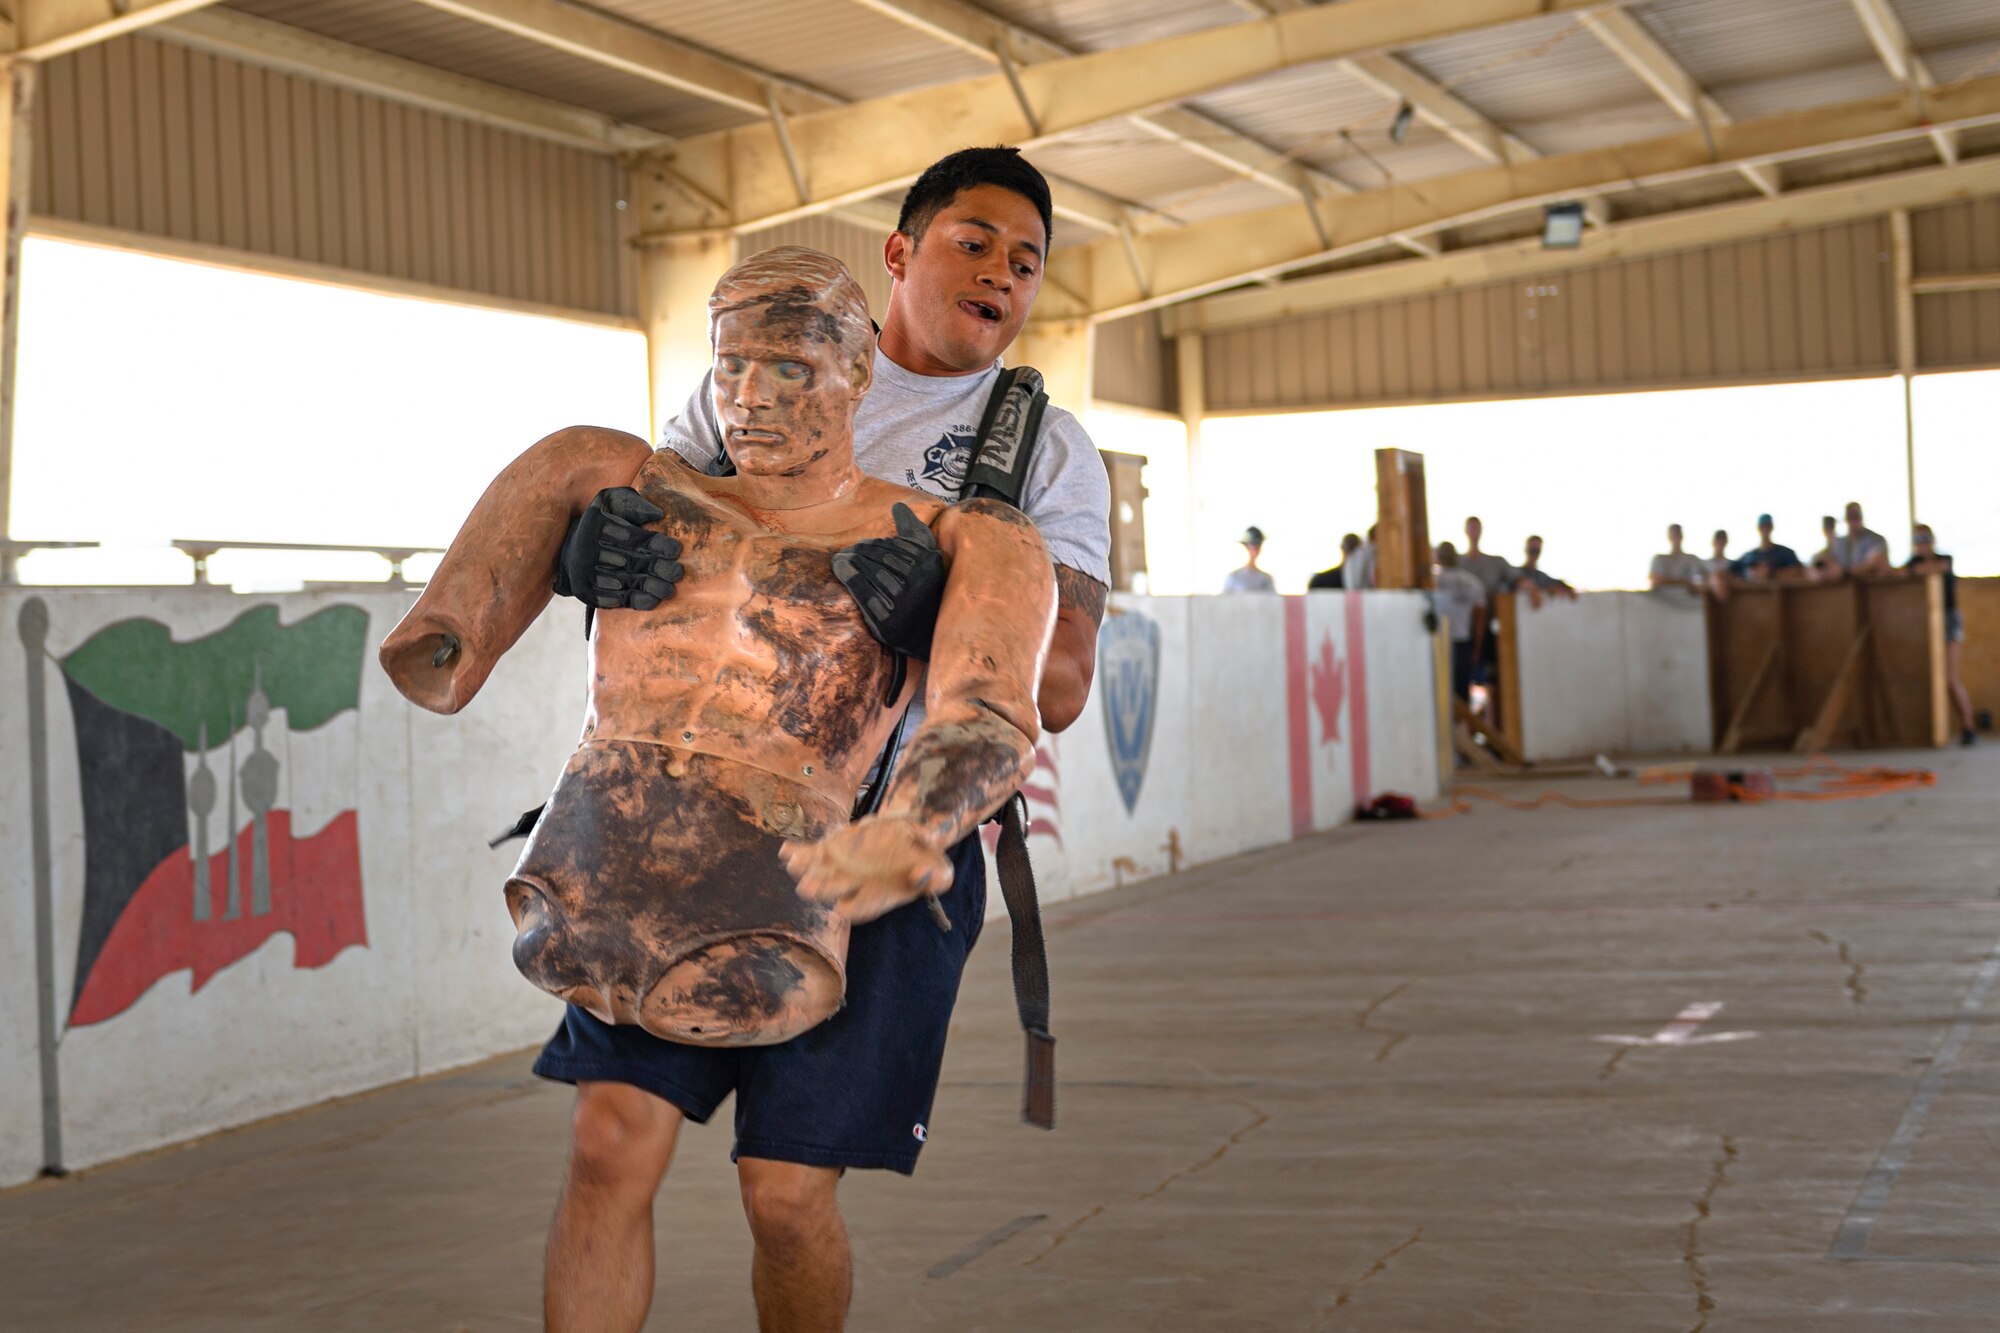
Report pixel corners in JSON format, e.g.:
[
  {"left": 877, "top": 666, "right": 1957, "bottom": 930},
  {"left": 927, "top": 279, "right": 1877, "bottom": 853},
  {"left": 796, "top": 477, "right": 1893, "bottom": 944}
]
[{"left": 379, "top": 247, "right": 1056, "bottom": 1331}]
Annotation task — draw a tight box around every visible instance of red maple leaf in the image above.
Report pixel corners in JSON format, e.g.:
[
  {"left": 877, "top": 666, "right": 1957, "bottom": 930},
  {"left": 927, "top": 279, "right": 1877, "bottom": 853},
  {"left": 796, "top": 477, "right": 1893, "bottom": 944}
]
[{"left": 1309, "top": 633, "right": 1346, "bottom": 745}]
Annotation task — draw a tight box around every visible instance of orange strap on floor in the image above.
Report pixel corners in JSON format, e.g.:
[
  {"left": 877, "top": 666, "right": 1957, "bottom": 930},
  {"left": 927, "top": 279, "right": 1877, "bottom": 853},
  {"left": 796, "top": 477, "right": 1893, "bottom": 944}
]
[{"left": 1428, "top": 759, "right": 1934, "bottom": 818}]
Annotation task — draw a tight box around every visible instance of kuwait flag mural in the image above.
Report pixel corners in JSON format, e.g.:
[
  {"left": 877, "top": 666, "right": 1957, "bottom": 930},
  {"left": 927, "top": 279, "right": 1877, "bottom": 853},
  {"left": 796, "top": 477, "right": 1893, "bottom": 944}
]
[{"left": 57, "top": 604, "right": 370, "bottom": 1026}]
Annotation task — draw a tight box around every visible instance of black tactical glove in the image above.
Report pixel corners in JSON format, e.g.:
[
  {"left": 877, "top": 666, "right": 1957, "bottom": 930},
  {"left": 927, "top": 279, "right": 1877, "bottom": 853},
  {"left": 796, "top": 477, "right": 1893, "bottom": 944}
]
[
  {"left": 832, "top": 502, "right": 945, "bottom": 661},
  {"left": 553, "top": 487, "right": 683, "bottom": 611}
]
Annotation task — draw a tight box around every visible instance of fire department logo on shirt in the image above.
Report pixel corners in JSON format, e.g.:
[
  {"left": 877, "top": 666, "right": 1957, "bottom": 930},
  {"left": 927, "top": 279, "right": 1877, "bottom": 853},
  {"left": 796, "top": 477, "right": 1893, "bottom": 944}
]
[{"left": 905, "top": 429, "right": 975, "bottom": 497}]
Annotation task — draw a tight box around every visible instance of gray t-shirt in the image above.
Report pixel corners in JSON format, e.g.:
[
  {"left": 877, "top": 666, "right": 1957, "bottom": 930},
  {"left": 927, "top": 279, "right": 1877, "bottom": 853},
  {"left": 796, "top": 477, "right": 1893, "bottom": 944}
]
[
  {"left": 1649, "top": 552, "right": 1708, "bottom": 586},
  {"left": 1221, "top": 567, "right": 1276, "bottom": 594},
  {"left": 1433, "top": 566, "right": 1487, "bottom": 642},
  {"left": 660, "top": 348, "right": 1112, "bottom": 776},
  {"left": 661, "top": 350, "right": 1111, "bottom": 585},
  {"left": 1830, "top": 529, "right": 1888, "bottom": 571},
  {"left": 1460, "top": 551, "right": 1513, "bottom": 596}
]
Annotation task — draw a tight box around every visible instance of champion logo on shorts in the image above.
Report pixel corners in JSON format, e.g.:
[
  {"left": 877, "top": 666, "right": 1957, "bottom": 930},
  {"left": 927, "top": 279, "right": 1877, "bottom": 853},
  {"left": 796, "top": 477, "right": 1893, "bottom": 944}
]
[{"left": 912, "top": 1123, "right": 927, "bottom": 1143}]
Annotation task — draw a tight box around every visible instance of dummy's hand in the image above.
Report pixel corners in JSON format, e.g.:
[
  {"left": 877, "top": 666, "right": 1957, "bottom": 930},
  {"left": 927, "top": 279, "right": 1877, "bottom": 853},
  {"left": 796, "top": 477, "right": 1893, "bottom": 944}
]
[
  {"left": 831, "top": 502, "right": 945, "bottom": 660},
  {"left": 782, "top": 816, "right": 955, "bottom": 925},
  {"left": 552, "top": 487, "right": 683, "bottom": 610}
]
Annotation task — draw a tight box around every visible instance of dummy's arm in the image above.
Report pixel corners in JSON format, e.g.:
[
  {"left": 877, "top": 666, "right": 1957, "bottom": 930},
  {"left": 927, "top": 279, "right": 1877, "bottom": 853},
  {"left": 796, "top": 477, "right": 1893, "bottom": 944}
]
[
  {"left": 785, "top": 498, "right": 1057, "bottom": 922},
  {"left": 380, "top": 426, "right": 652, "bottom": 713}
]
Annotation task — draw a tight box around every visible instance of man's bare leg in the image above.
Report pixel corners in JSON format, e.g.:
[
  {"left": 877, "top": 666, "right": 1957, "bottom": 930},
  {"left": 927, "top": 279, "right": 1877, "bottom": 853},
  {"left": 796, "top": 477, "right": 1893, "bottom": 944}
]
[
  {"left": 738, "top": 1158, "right": 850, "bottom": 1333},
  {"left": 546, "top": 1081, "right": 685, "bottom": 1333}
]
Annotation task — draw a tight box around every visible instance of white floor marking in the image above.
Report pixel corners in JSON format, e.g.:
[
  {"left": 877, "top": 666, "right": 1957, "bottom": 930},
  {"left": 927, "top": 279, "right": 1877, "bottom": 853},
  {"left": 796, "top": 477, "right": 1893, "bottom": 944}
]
[{"left": 1594, "top": 1000, "right": 1759, "bottom": 1047}]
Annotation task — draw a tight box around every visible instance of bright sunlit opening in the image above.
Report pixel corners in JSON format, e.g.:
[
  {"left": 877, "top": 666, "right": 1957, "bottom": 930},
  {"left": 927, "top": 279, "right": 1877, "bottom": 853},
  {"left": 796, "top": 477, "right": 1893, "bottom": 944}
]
[
  {"left": 10, "top": 235, "right": 650, "bottom": 589},
  {"left": 1196, "top": 373, "right": 2000, "bottom": 593}
]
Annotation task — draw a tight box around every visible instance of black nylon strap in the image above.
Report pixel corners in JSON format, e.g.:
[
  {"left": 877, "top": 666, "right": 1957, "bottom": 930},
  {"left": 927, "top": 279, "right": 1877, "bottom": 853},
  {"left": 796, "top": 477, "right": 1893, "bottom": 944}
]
[
  {"left": 964, "top": 366, "right": 1048, "bottom": 506},
  {"left": 994, "top": 792, "right": 1055, "bottom": 1129}
]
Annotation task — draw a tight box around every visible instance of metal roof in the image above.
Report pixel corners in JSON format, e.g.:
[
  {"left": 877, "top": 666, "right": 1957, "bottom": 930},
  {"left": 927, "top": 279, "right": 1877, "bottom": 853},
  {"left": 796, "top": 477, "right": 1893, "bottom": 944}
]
[{"left": 194, "top": 0, "right": 2000, "bottom": 314}]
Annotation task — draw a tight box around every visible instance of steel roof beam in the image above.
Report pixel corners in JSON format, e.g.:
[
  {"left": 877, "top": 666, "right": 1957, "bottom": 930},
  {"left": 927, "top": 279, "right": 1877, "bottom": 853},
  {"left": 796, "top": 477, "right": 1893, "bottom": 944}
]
[
  {"left": 1036, "top": 71, "right": 2000, "bottom": 321},
  {"left": 1578, "top": 8, "right": 1783, "bottom": 198},
  {"left": 1846, "top": 0, "right": 1958, "bottom": 164}
]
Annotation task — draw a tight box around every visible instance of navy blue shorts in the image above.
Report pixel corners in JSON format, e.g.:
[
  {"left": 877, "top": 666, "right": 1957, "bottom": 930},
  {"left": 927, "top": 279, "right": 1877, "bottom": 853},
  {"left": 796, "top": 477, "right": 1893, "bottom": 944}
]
[{"left": 534, "top": 832, "right": 987, "bottom": 1175}]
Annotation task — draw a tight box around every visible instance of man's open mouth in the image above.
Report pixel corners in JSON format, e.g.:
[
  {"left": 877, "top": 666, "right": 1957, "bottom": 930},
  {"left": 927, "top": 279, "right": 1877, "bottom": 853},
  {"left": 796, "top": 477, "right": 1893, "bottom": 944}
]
[
  {"left": 730, "top": 428, "right": 785, "bottom": 444},
  {"left": 959, "top": 299, "right": 1003, "bottom": 324}
]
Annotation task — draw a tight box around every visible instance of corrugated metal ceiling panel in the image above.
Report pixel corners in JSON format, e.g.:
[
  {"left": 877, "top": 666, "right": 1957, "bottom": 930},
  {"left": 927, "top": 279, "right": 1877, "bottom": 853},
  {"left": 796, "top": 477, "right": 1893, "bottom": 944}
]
[
  {"left": 1188, "top": 62, "right": 1402, "bottom": 159},
  {"left": 1030, "top": 123, "right": 1242, "bottom": 211},
  {"left": 1925, "top": 39, "right": 2000, "bottom": 83},
  {"left": 1155, "top": 175, "right": 1293, "bottom": 226},
  {"left": 1401, "top": 12, "right": 1643, "bottom": 126},
  {"left": 226, "top": 0, "right": 751, "bottom": 136},
  {"left": 982, "top": 0, "right": 1250, "bottom": 55},
  {"left": 1710, "top": 60, "right": 1901, "bottom": 121},
  {"left": 1513, "top": 99, "right": 1691, "bottom": 156},
  {"left": 1897, "top": 0, "right": 2000, "bottom": 51},
  {"left": 1636, "top": 0, "right": 1882, "bottom": 90},
  {"left": 584, "top": 0, "right": 995, "bottom": 102}
]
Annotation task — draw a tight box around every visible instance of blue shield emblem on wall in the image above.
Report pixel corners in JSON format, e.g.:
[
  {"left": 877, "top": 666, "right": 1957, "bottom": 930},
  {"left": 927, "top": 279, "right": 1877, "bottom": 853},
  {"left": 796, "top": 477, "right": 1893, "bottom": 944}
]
[{"left": 1098, "top": 611, "right": 1160, "bottom": 814}]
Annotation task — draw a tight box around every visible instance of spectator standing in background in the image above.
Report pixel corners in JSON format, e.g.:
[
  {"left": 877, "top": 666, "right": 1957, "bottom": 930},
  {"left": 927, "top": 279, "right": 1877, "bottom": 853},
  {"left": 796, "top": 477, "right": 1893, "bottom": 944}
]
[
  {"left": 1737, "top": 514, "right": 1801, "bottom": 581},
  {"left": 1831, "top": 501, "right": 1891, "bottom": 576},
  {"left": 1345, "top": 525, "right": 1378, "bottom": 592},
  {"left": 1706, "top": 530, "right": 1733, "bottom": 580},
  {"left": 1309, "top": 533, "right": 1362, "bottom": 590},
  {"left": 1648, "top": 524, "right": 1708, "bottom": 593},
  {"left": 1223, "top": 526, "right": 1277, "bottom": 594},
  {"left": 1461, "top": 516, "right": 1515, "bottom": 596},
  {"left": 1809, "top": 514, "right": 1839, "bottom": 577},
  {"left": 1906, "top": 524, "right": 1976, "bottom": 746},
  {"left": 1460, "top": 516, "right": 1514, "bottom": 700},
  {"left": 1433, "top": 542, "right": 1487, "bottom": 702},
  {"left": 1517, "top": 535, "right": 1577, "bottom": 601}
]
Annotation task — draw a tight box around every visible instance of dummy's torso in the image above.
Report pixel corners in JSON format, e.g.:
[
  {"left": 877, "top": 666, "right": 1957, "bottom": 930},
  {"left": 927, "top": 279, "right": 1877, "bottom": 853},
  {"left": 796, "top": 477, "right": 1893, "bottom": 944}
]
[
  {"left": 508, "top": 451, "right": 947, "bottom": 1047},
  {"left": 585, "top": 451, "right": 937, "bottom": 815}
]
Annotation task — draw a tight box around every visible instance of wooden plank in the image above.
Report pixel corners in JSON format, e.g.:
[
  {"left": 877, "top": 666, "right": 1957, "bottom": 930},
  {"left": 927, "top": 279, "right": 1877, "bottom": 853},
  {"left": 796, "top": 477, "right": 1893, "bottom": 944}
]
[
  {"left": 1453, "top": 722, "right": 1506, "bottom": 773},
  {"left": 1718, "top": 636, "right": 1781, "bottom": 755},
  {"left": 1454, "top": 696, "right": 1527, "bottom": 767},
  {"left": 102, "top": 37, "right": 142, "bottom": 232},
  {"left": 313, "top": 82, "right": 343, "bottom": 266},
  {"left": 73, "top": 45, "right": 112, "bottom": 225},
  {"left": 211, "top": 51, "right": 247, "bottom": 252},
  {"left": 240, "top": 65, "right": 272, "bottom": 255},
  {"left": 1796, "top": 626, "right": 1869, "bottom": 754},
  {"left": 379, "top": 100, "right": 410, "bottom": 280},
  {"left": 264, "top": 66, "right": 294, "bottom": 258},
  {"left": 358, "top": 93, "right": 389, "bottom": 276},
  {"left": 43, "top": 45, "right": 83, "bottom": 220},
  {"left": 1497, "top": 589, "right": 1524, "bottom": 754}
]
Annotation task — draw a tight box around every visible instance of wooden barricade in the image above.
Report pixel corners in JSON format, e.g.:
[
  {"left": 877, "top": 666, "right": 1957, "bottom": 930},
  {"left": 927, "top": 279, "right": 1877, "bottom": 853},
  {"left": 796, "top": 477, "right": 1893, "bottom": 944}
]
[{"left": 1707, "top": 575, "right": 1949, "bottom": 753}]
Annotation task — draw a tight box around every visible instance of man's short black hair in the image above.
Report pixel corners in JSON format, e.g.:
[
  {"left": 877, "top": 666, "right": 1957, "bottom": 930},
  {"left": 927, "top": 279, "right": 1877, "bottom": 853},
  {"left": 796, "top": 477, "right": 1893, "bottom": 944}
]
[{"left": 897, "top": 146, "right": 1053, "bottom": 251}]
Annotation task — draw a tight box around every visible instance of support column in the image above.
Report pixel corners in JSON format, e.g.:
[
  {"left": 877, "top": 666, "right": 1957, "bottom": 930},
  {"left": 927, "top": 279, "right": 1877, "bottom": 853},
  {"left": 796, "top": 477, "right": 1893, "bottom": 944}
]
[
  {"left": 0, "top": 62, "right": 38, "bottom": 586},
  {"left": 1175, "top": 331, "right": 1206, "bottom": 592},
  {"left": 1008, "top": 317, "right": 1094, "bottom": 417},
  {"left": 637, "top": 230, "right": 734, "bottom": 445},
  {"left": 1889, "top": 208, "right": 1918, "bottom": 535}
]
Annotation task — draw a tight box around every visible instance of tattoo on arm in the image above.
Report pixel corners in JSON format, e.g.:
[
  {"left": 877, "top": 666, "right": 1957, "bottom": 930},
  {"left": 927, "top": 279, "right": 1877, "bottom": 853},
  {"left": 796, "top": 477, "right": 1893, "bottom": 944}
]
[{"left": 1054, "top": 564, "right": 1109, "bottom": 629}]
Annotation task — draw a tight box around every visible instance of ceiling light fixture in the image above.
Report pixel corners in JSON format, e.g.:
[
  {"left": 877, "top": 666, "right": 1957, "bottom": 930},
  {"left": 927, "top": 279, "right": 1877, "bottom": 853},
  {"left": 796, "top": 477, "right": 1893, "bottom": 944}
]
[
  {"left": 1389, "top": 100, "right": 1415, "bottom": 144},
  {"left": 1541, "top": 201, "right": 1586, "bottom": 249}
]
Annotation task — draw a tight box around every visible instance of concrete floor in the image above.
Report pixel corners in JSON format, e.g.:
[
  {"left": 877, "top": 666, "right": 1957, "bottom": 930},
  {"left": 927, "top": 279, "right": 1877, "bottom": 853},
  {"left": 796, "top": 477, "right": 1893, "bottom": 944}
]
[{"left": 5, "top": 747, "right": 2000, "bottom": 1331}]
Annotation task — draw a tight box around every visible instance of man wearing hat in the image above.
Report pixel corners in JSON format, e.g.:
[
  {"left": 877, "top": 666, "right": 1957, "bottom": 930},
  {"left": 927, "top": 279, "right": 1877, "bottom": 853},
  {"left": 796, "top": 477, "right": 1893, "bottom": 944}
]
[
  {"left": 1735, "top": 514, "right": 1801, "bottom": 581},
  {"left": 1223, "top": 526, "right": 1277, "bottom": 593}
]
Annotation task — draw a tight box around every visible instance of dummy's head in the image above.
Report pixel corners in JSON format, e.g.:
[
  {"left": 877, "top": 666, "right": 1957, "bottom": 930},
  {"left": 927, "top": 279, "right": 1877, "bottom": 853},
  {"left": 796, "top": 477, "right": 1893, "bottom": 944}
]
[{"left": 709, "top": 247, "right": 875, "bottom": 478}]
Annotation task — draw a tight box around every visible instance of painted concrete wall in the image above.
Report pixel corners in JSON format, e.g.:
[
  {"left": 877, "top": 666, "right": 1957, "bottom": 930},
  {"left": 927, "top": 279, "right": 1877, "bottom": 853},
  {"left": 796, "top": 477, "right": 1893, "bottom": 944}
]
[
  {"left": 1, "top": 586, "right": 1439, "bottom": 1187},
  {"left": 1512, "top": 591, "right": 1711, "bottom": 761}
]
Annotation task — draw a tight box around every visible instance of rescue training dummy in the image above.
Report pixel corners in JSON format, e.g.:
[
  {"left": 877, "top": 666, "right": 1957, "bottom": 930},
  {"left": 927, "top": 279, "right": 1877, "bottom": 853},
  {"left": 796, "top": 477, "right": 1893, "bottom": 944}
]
[{"left": 379, "top": 247, "right": 1056, "bottom": 1047}]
